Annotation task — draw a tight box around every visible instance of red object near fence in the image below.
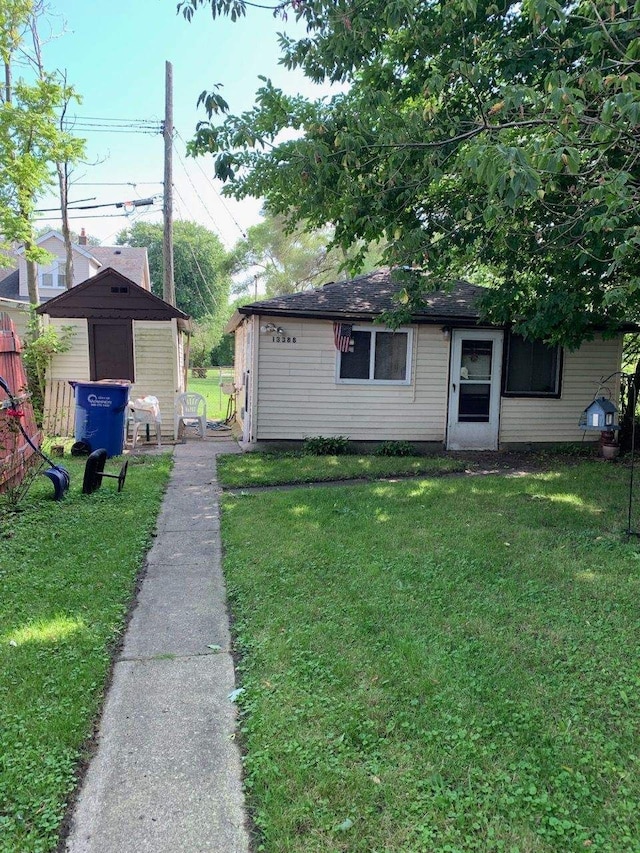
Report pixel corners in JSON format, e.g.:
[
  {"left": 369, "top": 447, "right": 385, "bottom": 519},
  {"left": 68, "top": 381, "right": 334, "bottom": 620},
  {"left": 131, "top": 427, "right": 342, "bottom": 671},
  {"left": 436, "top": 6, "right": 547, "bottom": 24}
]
[{"left": 0, "top": 312, "right": 40, "bottom": 493}]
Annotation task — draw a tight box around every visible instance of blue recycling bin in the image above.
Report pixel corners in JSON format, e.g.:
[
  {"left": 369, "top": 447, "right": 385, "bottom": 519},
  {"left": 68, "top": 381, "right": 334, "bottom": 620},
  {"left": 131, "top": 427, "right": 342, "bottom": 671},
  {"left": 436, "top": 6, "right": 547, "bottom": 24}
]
[{"left": 72, "top": 381, "right": 130, "bottom": 457}]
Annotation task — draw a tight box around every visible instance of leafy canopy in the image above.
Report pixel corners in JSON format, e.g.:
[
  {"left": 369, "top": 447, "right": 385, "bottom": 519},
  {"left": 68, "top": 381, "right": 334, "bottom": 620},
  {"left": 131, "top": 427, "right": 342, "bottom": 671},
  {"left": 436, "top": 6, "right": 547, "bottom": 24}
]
[
  {"left": 117, "top": 219, "right": 232, "bottom": 320},
  {"left": 0, "top": 2, "right": 84, "bottom": 270},
  {"left": 183, "top": 0, "right": 640, "bottom": 347},
  {"left": 230, "top": 211, "right": 383, "bottom": 297}
]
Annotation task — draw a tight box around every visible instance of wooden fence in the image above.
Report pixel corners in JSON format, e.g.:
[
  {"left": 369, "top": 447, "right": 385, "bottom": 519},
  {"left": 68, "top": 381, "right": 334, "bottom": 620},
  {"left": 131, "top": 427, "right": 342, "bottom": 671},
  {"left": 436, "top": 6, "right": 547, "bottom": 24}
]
[
  {"left": 43, "top": 379, "right": 76, "bottom": 437},
  {"left": 0, "top": 312, "right": 40, "bottom": 493}
]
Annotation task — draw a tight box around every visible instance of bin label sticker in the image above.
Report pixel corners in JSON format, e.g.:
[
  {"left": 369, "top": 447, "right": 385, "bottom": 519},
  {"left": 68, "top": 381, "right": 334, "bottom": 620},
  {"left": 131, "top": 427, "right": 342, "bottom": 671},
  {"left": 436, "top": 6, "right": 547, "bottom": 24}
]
[{"left": 87, "top": 394, "right": 113, "bottom": 408}]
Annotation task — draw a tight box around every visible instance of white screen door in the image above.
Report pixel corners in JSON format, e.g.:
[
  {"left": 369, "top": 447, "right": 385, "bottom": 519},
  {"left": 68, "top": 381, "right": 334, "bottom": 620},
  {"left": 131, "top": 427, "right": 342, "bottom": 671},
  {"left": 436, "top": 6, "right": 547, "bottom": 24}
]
[{"left": 447, "top": 330, "right": 503, "bottom": 450}]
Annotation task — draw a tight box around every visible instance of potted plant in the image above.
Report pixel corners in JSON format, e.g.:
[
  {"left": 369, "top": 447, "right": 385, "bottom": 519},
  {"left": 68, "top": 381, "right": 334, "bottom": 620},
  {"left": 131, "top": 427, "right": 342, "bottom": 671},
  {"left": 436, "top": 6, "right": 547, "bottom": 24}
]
[{"left": 600, "top": 430, "right": 620, "bottom": 460}]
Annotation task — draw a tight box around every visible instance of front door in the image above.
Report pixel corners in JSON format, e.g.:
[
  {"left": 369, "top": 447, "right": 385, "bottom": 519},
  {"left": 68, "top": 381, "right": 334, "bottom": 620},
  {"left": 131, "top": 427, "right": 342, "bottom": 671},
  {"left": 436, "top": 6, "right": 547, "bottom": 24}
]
[{"left": 447, "top": 330, "right": 503, "bottom": 450}]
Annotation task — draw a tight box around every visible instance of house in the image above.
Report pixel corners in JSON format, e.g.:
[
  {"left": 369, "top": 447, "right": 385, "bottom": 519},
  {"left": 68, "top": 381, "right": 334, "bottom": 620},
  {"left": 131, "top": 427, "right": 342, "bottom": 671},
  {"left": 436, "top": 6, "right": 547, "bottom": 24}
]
[
  {"left": 226, "top": 269, "right": 627, "bottom": 451},
  {"left": 36, "top": 267, "right": 190, "bottom": 441},
  {"left": 0, "top": 229, "right": 151, "bottom": 340}
]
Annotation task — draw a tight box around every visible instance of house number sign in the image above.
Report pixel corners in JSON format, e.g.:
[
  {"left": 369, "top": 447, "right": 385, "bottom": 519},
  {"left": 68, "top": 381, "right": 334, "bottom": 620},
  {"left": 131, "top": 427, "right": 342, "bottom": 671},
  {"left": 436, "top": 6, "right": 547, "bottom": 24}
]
[{"left": 272, "top": 335, "right": 297, "bottom": 344}]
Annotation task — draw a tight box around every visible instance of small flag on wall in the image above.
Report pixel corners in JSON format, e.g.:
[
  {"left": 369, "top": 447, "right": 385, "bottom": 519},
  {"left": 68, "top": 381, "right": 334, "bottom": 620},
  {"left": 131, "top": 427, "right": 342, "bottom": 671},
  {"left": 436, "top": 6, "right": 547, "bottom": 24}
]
[{"left": 333, "top": 322, "right": 353, "bottom": 352}]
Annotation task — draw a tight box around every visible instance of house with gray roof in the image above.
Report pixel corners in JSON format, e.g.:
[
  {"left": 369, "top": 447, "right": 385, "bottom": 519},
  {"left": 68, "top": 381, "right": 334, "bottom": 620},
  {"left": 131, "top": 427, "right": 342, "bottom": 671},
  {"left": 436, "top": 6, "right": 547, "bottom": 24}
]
[
  {"left": 0, "top": 229, "right": 151, "bottom": 339},
  {"left": 226, "top": 269, "right": 625, "bottom": 451}
]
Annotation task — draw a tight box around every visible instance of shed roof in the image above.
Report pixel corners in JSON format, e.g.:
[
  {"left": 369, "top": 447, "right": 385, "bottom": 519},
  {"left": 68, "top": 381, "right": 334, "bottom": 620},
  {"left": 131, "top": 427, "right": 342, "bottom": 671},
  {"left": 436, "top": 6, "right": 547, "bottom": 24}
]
[
  {"left": 36, "top": 268, "right": 190, "bottom": 327},
  {"left": 232, "top": 269, "right": 486, "bottom": 328}
]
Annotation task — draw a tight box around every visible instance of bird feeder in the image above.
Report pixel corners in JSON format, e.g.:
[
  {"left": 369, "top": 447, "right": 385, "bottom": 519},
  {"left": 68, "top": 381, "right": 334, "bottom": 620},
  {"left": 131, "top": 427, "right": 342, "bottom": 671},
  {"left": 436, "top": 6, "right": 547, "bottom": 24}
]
[{"left": 579, "top": 397, "right": 619, "bottom": 432}]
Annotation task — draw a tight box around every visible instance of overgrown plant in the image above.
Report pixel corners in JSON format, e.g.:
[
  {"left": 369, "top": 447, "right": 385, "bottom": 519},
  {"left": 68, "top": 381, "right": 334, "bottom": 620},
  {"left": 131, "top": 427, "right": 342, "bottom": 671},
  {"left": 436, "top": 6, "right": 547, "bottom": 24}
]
[
  {"left": 302, "top": 435, "right": 350, "bottom": 455},
  {"left": 375, "top": 440, "right": 415, "bottom": 457},
  {"left": 21, "top": 312, "right": 74, "bottom": 423}
]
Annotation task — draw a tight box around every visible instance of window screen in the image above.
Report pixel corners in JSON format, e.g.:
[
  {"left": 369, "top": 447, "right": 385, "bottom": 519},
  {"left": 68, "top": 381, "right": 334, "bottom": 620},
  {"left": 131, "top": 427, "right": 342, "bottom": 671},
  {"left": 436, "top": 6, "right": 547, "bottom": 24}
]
[
  {"left": 338, "top": 329, "right": 410, "bottom": 382},
  {"left": 505, "top": 334, "right": 560, "bottom": 395},
  {"left": 339, "top": 330, "right": 371, "bottom": 379},
  {"left": 374, "top": 332, "right": 408, "bottom": 380}
]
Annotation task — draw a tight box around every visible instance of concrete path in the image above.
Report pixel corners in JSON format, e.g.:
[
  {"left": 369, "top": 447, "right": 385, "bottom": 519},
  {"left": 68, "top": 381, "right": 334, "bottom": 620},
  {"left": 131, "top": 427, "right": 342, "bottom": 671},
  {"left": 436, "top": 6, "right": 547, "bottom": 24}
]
[{"left": 65, "top": 437, "right": 250, "bottom": 853}]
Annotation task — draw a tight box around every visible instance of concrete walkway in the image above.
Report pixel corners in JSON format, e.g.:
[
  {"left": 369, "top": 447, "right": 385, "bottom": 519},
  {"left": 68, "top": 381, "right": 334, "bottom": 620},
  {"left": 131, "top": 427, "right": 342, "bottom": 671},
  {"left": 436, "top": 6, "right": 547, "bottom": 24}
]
[{"left": 65, "top": 437, "right": 250, "bottom": 853}]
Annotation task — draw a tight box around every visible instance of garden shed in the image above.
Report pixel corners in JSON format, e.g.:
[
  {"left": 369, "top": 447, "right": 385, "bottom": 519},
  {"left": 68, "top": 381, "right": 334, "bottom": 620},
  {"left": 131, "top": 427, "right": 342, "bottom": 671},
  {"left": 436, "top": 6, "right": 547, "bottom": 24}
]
[
  {"left": 36, "top": 267, "right": 190, "bottom": 440},
  {"left": 226, "top": 269, "right": 628, "bottom": 451}
]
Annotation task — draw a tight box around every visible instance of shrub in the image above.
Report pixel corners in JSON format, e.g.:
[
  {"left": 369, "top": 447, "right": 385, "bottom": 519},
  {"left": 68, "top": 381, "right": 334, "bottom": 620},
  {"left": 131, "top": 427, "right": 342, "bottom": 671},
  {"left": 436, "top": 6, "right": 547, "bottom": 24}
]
[
  {"left": 22, "top": 312, "right": 75, "bottom": 424},
  {"left": 302, "top": 435, "right": 350, "bottom": 455},
  {"left": 375, "top": 440, "right": 415, "bottom": 457}
]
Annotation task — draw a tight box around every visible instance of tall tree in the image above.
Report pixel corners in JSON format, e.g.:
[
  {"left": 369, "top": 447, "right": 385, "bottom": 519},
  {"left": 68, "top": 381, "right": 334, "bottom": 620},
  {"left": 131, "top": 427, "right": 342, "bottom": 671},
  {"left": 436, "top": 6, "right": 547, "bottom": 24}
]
[
  {"left": 0, "top": 0, "right": 84, "bottom": 305},
  {"left": 230, "top": 211, "right": 383, "bottom": 297},
  {"left": 117, "top": 219, "right": 232, "bottom": 320},
  {"left": 183, "top": 0, "right": 640, "bottom": 348}
]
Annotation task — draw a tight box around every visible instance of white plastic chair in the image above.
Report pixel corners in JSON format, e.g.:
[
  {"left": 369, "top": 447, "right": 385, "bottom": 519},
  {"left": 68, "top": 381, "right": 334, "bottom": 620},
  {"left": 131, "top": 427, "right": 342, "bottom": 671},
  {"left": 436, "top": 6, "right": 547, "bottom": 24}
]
[
  {"left": 174, "top": 392, "right": 207, "bottom": 440},
  {"left": 128, "top": 396, "right": 162, "bottom": 449}
]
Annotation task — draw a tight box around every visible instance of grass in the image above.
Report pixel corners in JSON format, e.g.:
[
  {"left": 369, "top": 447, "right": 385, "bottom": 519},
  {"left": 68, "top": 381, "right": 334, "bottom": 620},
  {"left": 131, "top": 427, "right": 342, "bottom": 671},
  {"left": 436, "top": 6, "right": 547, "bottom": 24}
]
[
  {"left": 217, "top": 451, "right": 471, "bottom": 488},
  {"left": 187, "top": 367, "right": 234, "bottom": 422},
  {"left": 0, "top": 453, "right": 172, "bottom": 853},
  {"left": 221, "top": 461, "right": 640, "bottom": 852}
]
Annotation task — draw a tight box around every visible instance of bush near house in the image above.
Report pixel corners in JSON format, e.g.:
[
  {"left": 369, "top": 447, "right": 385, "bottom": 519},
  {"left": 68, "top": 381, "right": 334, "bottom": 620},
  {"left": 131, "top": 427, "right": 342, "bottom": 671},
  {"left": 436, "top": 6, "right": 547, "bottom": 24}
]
[{"left": 302, "top": 435, "right": 350, "bottom": 455}]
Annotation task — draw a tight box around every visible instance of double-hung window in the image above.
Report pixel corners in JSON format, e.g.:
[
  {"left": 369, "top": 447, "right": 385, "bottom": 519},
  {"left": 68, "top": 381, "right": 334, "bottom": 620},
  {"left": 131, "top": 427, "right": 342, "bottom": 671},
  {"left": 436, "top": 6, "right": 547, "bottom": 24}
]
[
  {"left": 337, "top": 326, "right": 413, "bottom": 385},
  {"left": 503, "top": 333, "right": 562, "bottom": 397},
  {"left": 39, "top": 260, "right": 66, "bottom": 289}
]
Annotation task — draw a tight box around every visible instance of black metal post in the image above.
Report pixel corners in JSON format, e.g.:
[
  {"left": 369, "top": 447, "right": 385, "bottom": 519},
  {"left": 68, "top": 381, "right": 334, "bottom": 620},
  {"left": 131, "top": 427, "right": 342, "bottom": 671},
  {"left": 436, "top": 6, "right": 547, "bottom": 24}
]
[{"left": 627, "top": 376, "right": 637, "bottom": 536}]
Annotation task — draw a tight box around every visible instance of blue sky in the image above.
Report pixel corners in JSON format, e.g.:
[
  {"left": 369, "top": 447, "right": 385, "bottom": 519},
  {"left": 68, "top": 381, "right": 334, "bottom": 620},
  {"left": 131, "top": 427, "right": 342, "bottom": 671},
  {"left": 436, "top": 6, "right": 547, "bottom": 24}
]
[{"left": 33, "top": 0, "right": 329, "bottom": 247}]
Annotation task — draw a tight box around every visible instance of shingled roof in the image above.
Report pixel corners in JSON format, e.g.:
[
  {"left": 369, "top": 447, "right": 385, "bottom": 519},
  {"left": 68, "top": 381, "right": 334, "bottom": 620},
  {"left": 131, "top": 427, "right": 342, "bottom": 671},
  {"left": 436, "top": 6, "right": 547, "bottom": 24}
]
[
  {"left": 0, "top": 268, "right": 19, "bottom": 301},
  {"left": 91, "top": 246, "right": 149, "bottom": 287},
  {"left": 234, "top": 269, "right": 487, "bottom": 326}
]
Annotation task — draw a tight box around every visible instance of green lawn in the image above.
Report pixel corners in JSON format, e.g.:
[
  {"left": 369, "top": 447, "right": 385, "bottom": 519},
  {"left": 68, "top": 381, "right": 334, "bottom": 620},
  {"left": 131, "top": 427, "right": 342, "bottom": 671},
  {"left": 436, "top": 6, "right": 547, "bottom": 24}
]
[
  {"left": 217, "top": 451, "right": 472, "bottom": 488},
  {"left": 187, "top": 367, "right": 234, "bottom": 422},
  {"left": 0, "top": 453, "right": 172, "bottom": 853},
  {"left": 221, "top": 462, "right": 640, "bottom": 853}
]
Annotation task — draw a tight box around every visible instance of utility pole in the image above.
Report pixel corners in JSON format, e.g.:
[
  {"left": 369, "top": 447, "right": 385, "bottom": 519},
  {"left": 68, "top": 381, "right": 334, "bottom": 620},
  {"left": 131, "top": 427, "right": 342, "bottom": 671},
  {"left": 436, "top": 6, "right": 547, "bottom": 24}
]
[{"left": 163, "top": 60, "right": 175, "bottom": 306}]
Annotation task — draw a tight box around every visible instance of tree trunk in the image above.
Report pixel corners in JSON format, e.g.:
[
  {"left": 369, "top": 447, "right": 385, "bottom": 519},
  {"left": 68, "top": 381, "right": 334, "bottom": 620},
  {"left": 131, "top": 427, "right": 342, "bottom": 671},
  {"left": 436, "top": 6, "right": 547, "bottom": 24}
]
[
  {"left": 25, "top": 249, "right": 41, "bottom": 339},
  {"left": 57, "top": 160, "right": 74, "bottom": 288},
  {"left": 619, "top": 361, "right": 640, "bottom": 453}
]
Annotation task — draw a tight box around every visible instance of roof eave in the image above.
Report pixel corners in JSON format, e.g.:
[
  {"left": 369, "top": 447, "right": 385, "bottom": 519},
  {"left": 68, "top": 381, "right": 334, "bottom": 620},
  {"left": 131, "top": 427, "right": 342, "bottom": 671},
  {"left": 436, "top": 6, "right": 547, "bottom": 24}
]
[{"left": 236, "top": 305, "right": 485, "bottom": 325}]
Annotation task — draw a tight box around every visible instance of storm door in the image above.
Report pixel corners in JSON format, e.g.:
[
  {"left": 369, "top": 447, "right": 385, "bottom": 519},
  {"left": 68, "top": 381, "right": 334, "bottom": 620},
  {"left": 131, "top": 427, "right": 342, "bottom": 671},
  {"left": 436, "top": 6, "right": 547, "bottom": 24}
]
[{"left": 446, "top": 330, "right": 503, "bottom": 450}]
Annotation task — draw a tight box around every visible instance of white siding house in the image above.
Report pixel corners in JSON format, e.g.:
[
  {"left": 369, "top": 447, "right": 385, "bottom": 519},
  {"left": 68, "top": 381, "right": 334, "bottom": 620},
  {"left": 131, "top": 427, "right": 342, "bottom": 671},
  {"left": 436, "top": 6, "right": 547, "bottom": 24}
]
[{"left": 228, "top": 271, "right": 627, "bottom": 451}]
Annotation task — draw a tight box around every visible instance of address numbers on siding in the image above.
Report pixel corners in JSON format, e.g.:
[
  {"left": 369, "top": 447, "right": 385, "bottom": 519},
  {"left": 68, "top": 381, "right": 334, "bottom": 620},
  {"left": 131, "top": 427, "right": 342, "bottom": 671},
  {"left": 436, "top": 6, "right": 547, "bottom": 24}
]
[{"left": 272, "top": 336, "right": 297, "bottom": 344}]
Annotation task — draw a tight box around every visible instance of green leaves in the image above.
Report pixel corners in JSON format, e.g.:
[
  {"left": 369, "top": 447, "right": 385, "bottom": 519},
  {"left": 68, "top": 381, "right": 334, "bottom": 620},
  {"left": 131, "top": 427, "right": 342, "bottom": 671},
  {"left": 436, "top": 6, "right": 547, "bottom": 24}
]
[
  {"left": 117, "top": 220, "right": 231, "bottom": 320},
  {"left": 184, "top": 0, "right": 640, "bottom": 346}
]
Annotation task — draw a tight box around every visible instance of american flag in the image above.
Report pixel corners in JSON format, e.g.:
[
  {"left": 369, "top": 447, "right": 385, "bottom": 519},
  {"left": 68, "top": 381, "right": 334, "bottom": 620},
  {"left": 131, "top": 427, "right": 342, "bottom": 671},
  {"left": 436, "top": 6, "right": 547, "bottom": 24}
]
[{"left": 333, "top": 322, "right": 353, "bottom": 352}]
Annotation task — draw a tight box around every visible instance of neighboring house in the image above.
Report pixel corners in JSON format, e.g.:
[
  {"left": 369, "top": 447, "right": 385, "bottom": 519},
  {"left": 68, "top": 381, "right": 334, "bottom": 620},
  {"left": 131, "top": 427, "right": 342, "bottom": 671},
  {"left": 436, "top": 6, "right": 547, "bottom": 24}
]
[
  {"left": 36, "top": 267, "right": 190, "bottom": 441},
  {"left": 0, "top": 229, "right": 151, "bottom": 340},
  {"left": 227, "top": 269, "right": 628, "bottom": 451}
]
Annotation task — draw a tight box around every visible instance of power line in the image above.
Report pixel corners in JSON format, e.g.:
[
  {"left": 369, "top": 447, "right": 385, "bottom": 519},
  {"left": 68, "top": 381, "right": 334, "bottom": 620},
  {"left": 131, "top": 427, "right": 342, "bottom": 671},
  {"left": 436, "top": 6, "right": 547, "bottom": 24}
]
[
  {"left": 33, "top": 212, "right": 139, "bottom": 221},
  {"left": 172, "top": 141, "right": 227, "bottom": 243},
  {"left": 175, "top": 129, "right": 247, "bottom": 240},
  {"left": 173, "top": 189, "right": 224, "bottom": 313},
  {"left": 74, "top": 181, "right": 164, "bottom": 187},
  {"left": 62, "top": 115, "right": 163, "bottom": 136},
  {"left": 35, "top": 197, "right": 96, "bottom": 211},
  {"left": 35, "top": 198, "right": 157, "bottom": 214},
  {"left": 64, "top": 126, "right": 162, "bottom": 135}
]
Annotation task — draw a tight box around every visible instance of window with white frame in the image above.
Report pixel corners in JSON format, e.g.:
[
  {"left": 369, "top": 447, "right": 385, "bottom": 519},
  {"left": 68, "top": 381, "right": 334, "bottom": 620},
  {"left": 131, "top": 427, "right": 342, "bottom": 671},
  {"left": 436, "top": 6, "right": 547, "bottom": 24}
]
[
  {"left": 337, "top": 327, "right": 412, "bottom": 384},
  {"left": 39, "top": 260, "right": 66, "bottom": 289}
]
